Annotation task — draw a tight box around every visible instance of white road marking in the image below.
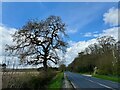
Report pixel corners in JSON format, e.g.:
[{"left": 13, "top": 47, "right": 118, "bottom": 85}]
[
  {"left": 98, "top": 83, "right": 114, "bottom": 89},
  {"left": 82, "top": 74, "right": 92, "bottom": 77},
  {"left": 67, "top": 72, "right": 118, "bottom": 90},
  {"left": 88, "top": 79, "right": 94, "bottom": 83},
  {"left": 71, "top": 81, "right": 77, "bottom": 89},
  {"left": 87, "top": 79, "right": 116, "bottom": 90},
  {"left": 93, "top": 77, "right": 117, "bottom": 84}
]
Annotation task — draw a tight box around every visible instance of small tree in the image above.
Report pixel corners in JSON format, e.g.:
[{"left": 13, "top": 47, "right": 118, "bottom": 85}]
[
  {"left": 5, "top": 16, "right": 68, "bottom": 71},
  {"left": 2, "top": 63, "right": 6, "bottom": 72},
  {"left": 59, "top": 64, "right": 66, "bottom": 72}
]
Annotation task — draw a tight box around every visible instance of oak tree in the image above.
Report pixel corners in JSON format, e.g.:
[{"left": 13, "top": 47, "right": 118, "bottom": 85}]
[{"left": 5, "top": 16, "right": 67, "bottom": 70}]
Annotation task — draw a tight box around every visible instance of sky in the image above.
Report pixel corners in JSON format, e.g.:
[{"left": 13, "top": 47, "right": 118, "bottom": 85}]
[{"left": 0, "top": 2, "right": 119, "bottom": 67}]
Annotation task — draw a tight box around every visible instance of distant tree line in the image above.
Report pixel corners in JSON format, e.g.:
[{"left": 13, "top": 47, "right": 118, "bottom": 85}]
[{"left": 67, "top": 36, "right": 120, "bottom": 75}]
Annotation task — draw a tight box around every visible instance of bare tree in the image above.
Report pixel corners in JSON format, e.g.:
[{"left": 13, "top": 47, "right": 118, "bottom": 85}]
[
  {"left": 5, "top": 16, "right": 68, "bottom": 71},
  {"left": 97, "top": 36, "right": 116, "bottom": 53}
]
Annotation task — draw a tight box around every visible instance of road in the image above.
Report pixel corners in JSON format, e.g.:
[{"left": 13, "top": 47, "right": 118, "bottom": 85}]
[{"left": 65, "top": 71, "right": 120, "bottom": 90}]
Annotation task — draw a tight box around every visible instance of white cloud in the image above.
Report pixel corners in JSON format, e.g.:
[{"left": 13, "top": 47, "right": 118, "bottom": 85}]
[
  {"left": 66, "top": 27, "right": 78, "bottom": 34},
  {"left": 65, "top": 26, "right": 118, "bottom": 66},
  {"left": 99, "top": 27, "right": 118, "bottom": 40},
  {"left": 83, "top": 31, "right": 99, "bottom": 38},
  {"left": 84, "top": 32, "right": 93, "bottom": 37},
  {"left": 68, "top": 40, "right": 77, "bottom": 46},
  {"left": 0, "top": 25, "right": 118, "bottom": 67},
  {"left": 83, "top": 26, "right": 118, "bottom": 40},
  {"left": 65, "top": 39, "right": 97, "bottom": 65},
  {"left": 1, "top": 6, "right": 119, "bottom": 68},
  {"left": 0, "top": 25, "right": 41, "bottom": 68},
  {"left": 62, "top": 7, "right": 119, "bottom": 65},
  {"left": 0, "top": 25, "right": 17, "bottom": 56},
  {"left": 103, "top": 7, "right": 119, "bottom": 26}
]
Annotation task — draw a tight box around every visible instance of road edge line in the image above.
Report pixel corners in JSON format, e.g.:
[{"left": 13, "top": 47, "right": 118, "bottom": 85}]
[
  {"left": 64, "top": 73, "right": 75, "bottom": 89},
  {"left": 70, "top": 81, "right": 77, "bottom": 89},
  {"left": 65, "top": 73, "right": 76, "bottom": 89}
]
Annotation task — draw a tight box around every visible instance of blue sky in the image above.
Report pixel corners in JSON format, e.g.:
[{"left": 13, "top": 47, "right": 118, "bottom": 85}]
[
  {"left": 1, "top": 2, "right": 119, "bottom": 66},
  {"left": 2, "top": 2, "right": 118, "bottom": 42}
]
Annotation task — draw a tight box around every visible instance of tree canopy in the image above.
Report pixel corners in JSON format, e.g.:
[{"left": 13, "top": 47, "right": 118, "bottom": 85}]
[
  {"left": 67, "top": 36, "right": 119, "bottom": 75},
  {"left": 5, "top": 15, "right": 68, "bottom": 70}
]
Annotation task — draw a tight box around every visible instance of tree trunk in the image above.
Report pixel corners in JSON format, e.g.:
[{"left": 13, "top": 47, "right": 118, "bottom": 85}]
[{"left": 43, "top": 60, "right": 47, "bottom": 71}]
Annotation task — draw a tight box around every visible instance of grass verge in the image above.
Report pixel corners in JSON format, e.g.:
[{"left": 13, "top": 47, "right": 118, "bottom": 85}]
[
  {"left": 92, "top": 74, "right": 120, "bottom": 83},
  {"left": 48, "top": 72, "right": 64, "bottom": 89}
]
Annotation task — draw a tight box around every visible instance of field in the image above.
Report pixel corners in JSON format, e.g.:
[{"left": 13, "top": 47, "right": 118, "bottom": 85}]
[{"left": 2, "top": 70, "right": 57, "bottom": 89}]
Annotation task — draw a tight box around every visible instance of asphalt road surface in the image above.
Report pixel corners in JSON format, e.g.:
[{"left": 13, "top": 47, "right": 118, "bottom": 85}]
[{"left": 65, "top": 71, "right": 120, "bottom": 90}]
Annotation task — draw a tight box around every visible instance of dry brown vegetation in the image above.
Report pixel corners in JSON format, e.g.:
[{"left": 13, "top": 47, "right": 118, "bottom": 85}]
[{"left": 2, "top": 70, "right": 57, "bottom": 90}]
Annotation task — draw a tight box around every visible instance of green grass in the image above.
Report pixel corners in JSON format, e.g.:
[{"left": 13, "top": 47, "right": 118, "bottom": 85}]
[
  {"left": 48, "top": 72, "right": 64, "bottom": 89},
  {"left": 92, "top": 74, "right": 120, "bottom": 83}
]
